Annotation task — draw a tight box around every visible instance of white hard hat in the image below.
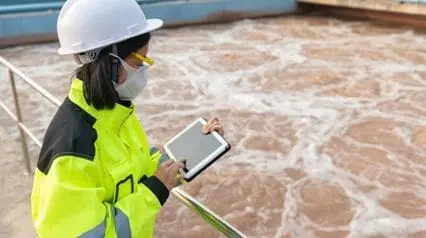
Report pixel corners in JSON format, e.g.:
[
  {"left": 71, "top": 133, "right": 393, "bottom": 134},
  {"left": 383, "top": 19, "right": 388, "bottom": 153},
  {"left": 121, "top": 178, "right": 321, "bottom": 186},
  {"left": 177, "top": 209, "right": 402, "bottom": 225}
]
[{"left": 57, "top": 0, "right": 163, "bottom": 55}]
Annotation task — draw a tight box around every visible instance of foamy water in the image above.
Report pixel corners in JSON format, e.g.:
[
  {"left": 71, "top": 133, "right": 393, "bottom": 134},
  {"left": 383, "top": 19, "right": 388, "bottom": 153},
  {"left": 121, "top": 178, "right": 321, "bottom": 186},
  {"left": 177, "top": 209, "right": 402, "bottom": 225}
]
[{"left": 1, "top": 15, "right": 426, "bottom": 238}]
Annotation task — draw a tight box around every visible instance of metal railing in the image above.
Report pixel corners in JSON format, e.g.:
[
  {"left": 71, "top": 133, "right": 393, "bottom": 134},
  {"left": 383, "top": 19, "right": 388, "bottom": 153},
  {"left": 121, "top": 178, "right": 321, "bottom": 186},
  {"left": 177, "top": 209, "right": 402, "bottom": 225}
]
[{"left": 0, "top": 56, "right": 246, "bottom": 238}]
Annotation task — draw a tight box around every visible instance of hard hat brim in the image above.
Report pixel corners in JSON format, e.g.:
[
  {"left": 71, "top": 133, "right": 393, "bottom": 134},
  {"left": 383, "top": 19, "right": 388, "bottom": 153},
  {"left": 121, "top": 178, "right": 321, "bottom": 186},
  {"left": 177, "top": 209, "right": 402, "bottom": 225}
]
[
  {"left": 58, "top": 18, "right": 164, "bottom": 55},
  {"left": 145, "top": 18, "right": 164, "bottom": 35}
]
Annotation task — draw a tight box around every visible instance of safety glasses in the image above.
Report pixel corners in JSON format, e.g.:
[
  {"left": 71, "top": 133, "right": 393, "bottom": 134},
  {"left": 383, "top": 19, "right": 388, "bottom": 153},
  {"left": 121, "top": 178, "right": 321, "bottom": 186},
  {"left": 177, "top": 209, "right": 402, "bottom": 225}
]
[{"left": 131, "top": 52, "right": 154, "bottom": 66}]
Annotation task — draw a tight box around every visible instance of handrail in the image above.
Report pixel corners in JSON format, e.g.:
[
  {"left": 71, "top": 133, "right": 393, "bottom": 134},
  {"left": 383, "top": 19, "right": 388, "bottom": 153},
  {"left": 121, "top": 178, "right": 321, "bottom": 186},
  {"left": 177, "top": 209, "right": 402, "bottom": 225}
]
[
  {"left": 0, "top": 57, "right": 61, "bottom": 106},
  {"left": 0, "top": 56, "right": 246, "bottom": 238}
]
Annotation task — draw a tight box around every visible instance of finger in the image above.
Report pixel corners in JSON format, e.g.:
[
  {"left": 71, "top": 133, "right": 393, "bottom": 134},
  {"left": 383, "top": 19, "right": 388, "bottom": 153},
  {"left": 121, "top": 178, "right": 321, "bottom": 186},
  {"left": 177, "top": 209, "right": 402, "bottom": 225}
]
[
  {"left": 170, "top": 162, "right": 185, "bottom": 173},
  {"left": 175, "top": 173, "right": 185, "bottom": 180},
  {"left": 178, "top": 159, "right": 187, "bottom": 168},
  {"left": 202, "top": 122, "right": 209, "bottom": 134},
  {"left": 176, "top": 173, "right": 186, "bottom": 185},
  {"left": 206, "top": 121, "right": 219, "bottom": 133},
  {"left": 203, "top": 118, "right": 220, "bottom": 134},
  {"left": 211, "top": 125, "right": 224, "bottom": 135},
  {"left": 202, "top": 123, "right": 212, "bottom": 134},
  {"left": 205, "top": 117, "right": 218, "bottom": 127},
  {"left": 207, "top": 117, "right": 218, "bottom": 124},
  {"left": 202, "top": 125, "right": 211, "bottom": 134},
  {"left": 161, "top": 159, "right": 174, "bottom": 167}
]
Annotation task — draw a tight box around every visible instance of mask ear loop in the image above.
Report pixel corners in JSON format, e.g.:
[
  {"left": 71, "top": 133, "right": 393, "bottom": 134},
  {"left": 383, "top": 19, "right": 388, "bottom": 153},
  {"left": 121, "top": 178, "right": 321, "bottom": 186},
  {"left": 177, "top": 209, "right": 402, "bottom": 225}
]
[{"left": 111, "top": 44, "right": 119, "bottom": 83}]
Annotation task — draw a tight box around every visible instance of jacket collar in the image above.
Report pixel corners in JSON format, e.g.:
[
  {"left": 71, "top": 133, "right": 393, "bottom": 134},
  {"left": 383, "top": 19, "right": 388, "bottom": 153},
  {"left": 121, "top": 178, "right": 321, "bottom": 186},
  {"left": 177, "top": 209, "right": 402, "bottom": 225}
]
[{"left": 68, "top": 79, "right": 135, "bottom": 131}]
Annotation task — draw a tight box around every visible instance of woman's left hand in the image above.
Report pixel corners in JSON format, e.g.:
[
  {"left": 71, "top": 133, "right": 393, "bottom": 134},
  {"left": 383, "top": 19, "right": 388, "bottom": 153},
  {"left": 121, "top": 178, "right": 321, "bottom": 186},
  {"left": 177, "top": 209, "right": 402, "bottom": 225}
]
[{"left": 202, "top": 117, "right": 225, "bottom": 136}]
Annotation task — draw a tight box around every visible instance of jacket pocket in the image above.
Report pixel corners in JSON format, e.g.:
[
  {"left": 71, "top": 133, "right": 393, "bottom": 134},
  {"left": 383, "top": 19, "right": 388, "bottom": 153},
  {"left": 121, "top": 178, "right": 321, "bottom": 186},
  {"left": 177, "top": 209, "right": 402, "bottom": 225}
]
[
  {"left": 108, "top": 160, "right": 135, "bottom": 203},
  {"left": 114, "top": 174, "right": 134, "bottom": 203}
]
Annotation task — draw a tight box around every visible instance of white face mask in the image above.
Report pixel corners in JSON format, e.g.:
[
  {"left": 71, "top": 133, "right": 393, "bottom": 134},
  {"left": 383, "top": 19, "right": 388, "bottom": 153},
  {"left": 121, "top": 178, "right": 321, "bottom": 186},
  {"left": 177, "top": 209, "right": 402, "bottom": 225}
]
[{"left": 110, "top": 54, "right": 148, "bottom": 101}]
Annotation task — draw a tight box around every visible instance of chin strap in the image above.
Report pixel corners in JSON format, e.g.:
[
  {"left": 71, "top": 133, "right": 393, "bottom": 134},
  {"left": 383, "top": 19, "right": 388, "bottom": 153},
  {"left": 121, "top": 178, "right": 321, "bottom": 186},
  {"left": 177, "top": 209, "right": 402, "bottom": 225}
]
[{"left": 111, "top": 44, "right": 119, "bottom": 83}]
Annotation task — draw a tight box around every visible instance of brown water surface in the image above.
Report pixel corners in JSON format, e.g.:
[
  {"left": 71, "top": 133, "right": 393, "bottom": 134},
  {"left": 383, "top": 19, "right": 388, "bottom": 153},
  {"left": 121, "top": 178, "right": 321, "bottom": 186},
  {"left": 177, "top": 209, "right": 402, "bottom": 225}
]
[{"left": 1, "top": 15, "right": 426, "bottom": 238}]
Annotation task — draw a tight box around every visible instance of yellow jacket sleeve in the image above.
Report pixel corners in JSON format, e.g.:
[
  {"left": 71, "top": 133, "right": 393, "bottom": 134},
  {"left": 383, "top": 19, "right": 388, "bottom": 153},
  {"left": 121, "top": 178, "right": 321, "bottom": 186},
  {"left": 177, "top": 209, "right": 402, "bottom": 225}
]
[
  {"left": 31, "top": 155, "right": 169, "bottom": 238},
  {"left": 149, "top": 147, "right": 171, "bottom": 171}
]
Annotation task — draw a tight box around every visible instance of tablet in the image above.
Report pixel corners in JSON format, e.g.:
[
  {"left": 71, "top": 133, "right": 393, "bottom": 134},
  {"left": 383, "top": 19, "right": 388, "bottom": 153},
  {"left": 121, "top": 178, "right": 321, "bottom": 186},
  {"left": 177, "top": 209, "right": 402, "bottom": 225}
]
[{"left": 163, "top": 117, "right": 231, "bottom": 182}]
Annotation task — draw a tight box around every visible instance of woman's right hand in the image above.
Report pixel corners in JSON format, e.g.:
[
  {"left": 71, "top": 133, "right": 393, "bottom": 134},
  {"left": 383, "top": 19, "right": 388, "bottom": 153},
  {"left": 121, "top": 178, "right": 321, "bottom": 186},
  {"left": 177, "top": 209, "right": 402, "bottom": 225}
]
[{"left": 155, "top": 160, "right": 185, "bottom": 191}]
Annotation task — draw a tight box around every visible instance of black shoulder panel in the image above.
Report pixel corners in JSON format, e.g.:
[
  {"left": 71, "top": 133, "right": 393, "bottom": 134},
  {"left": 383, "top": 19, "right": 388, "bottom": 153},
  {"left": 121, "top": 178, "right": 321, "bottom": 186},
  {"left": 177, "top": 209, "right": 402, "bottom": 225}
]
[{"left": 37, "top": 97, "right": 97, "bottom": 174}]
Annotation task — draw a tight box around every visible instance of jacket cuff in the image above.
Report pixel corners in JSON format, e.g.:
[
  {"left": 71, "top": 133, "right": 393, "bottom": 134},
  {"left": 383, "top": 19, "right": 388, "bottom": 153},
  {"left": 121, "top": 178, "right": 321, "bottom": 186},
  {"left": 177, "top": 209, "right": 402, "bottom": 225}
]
[{"left": 141, "top": 176, "right": 169, "bottom": 206}]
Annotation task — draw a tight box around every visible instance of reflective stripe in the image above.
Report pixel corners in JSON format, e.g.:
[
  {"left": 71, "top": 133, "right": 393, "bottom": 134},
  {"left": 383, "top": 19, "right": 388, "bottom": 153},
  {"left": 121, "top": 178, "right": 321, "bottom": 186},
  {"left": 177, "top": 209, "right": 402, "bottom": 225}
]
[
  {"left": 78, "top": 207, "right": 131, "bottom": 238},
  {"left": 79, "top": 219, "right": 106, "bottom": 238},
  {"left": 150, "top": 147, "right": 170, "bottom": 168},
  {"left": 150, "top": 147, "right": 159, "bottom": 155},
  {"left": 114, "top": 207, "right": 131, "bottom": 238},
  {"left": 158, "top": 153, "right": 170, "bottom": 166}
]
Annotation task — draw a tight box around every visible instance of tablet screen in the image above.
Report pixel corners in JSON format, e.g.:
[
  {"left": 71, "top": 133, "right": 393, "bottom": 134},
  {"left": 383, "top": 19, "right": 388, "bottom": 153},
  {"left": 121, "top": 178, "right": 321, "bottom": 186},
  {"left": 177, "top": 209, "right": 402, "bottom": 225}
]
[{"left": 166, "top": 121, "right": 223, "bottom": 171}]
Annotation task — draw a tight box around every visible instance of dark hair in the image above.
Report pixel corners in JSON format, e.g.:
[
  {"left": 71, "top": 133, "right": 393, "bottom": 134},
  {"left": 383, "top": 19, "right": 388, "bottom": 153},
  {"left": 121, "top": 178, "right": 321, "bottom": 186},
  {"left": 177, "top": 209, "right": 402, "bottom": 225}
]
[{"left": 74, "top": 32, "right": 151, "bottom": 110}]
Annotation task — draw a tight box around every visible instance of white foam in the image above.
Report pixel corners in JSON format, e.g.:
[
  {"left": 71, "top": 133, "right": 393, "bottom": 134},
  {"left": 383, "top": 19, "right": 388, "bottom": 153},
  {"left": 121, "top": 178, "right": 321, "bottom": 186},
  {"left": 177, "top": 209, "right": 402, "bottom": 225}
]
[{"left": 1, "top": 15, "right": 426, "bottom": 237}]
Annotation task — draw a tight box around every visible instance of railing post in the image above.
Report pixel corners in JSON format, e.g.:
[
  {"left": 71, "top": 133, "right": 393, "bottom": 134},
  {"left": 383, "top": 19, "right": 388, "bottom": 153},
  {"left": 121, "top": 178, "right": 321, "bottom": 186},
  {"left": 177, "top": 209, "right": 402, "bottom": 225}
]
[{"left": 8, "top": 69, "right": 32, "bottom": 174}]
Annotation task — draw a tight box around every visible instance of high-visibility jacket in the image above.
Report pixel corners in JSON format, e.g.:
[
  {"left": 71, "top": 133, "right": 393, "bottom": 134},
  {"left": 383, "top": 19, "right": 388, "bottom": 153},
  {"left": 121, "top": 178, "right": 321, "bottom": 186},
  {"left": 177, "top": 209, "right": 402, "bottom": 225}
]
[{"left": 31, "top": 78, "right": 169, "bottom": 238}]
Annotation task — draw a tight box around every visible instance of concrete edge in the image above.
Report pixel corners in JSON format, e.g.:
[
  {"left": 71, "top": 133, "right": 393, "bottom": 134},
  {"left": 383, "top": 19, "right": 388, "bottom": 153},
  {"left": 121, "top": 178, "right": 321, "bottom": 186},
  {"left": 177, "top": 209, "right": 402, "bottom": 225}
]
[
  {"left": 298, "top": 0, "right": 426, "bottom": 16},
  {"left": 299, "top": 2, "right": 426, "bottom": 29}
]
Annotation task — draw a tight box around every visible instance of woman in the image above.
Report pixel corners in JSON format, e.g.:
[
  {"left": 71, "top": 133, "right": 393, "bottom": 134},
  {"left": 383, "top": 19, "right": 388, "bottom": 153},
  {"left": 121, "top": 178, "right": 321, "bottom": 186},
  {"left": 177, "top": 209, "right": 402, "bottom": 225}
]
[{"left": 31, "top": 0, "right": 224, "bottom": 237}]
